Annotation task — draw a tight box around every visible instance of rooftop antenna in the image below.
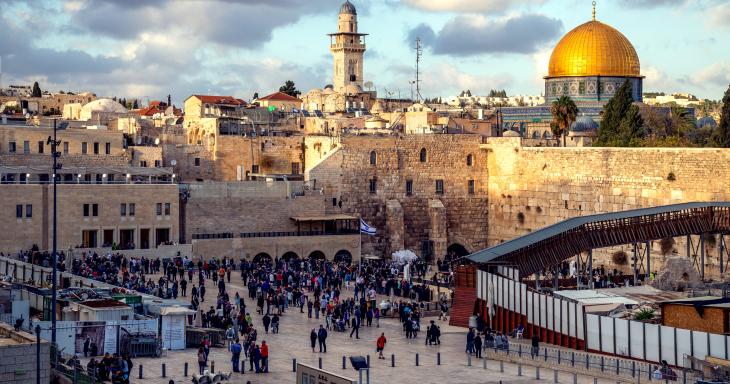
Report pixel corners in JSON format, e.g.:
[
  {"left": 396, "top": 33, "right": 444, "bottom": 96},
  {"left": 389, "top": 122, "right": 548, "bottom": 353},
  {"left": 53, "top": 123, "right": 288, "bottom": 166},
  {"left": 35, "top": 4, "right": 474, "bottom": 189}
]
[
  {"left": 414, "top": 37, "right": 423, "bottom": 103},
  {"left": 592, "top": 1, "right": 596, "bottom": 21}
]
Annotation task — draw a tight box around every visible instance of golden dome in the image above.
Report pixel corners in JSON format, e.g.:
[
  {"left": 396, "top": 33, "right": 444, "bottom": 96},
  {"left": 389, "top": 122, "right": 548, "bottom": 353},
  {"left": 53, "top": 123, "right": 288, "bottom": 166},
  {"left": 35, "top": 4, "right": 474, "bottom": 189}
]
[{"left": 548, "top": 20, "right": 640, "bottom": 78}]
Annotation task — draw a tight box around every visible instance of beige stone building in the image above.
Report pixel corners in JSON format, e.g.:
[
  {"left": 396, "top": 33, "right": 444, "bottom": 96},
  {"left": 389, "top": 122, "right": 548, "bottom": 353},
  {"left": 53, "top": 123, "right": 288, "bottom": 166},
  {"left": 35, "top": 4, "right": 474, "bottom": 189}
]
[{"left": 255, "top": 92, "right": 302, "bottom": 113}]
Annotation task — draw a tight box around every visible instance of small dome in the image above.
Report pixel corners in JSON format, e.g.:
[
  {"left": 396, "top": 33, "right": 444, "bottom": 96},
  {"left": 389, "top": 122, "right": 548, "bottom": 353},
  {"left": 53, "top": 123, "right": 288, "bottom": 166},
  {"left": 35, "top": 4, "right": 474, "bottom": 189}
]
[
  {"left": 340, "top": 0, "right": 356, "bottom": 15},
  {"left": 570, "top": 116, "right": 599, "bottom": 132},
  {"left": 697, "top": 116, "right": 717, "bottom": 129},
  {"left": 344, "top": 84, "right": 363, "bottom": 96},
  {"left": 79, "top": 98, "right": 127, "bottom": 120},
  {"left": 503, "top": 130, "right": 521, "bottom": 137},
  {"left": 322, "top": 87, "right": 334, "bottom": 95},
  {"left": 324, "top": 84, "right": 334, "bottom": 90}
]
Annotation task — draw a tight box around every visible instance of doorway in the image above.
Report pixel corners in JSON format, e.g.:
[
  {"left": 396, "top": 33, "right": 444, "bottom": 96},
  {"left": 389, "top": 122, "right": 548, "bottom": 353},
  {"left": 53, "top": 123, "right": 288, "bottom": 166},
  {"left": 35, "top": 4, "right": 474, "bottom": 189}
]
[
  {"left": 82, "top": 230, "right": 98, "bottom": 248},
  {"left": 119, "top": 229, "right": 135, "bottom": 249},
  {"left": 140, "top": 228, "right": 150, "bottom": 250},
  {"left": 102, "top": 230, "right": 114, "bottom": 247},
  {"left": 155, "top": 228, "right": 170, "bottom": 247}
]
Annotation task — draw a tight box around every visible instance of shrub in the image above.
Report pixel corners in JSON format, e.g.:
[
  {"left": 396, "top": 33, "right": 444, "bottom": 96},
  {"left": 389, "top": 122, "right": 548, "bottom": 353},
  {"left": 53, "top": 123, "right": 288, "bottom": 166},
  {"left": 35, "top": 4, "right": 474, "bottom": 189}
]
[{"left": 634, "top": 308, "right": 655, "bottom": 321}]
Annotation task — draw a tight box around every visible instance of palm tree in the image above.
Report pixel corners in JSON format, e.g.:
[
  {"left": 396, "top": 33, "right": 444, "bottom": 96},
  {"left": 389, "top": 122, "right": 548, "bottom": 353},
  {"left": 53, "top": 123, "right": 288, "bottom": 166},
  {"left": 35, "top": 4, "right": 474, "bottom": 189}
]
[{"left": 550, "top": 96, "right": 579, "bottom": 146}]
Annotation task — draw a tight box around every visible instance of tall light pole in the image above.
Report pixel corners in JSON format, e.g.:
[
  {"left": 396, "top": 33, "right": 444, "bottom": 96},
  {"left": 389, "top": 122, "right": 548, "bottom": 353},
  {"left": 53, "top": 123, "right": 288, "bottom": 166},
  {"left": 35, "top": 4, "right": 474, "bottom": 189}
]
[{"left": 48, "top": 119, "right": 64, "bottom": 347}]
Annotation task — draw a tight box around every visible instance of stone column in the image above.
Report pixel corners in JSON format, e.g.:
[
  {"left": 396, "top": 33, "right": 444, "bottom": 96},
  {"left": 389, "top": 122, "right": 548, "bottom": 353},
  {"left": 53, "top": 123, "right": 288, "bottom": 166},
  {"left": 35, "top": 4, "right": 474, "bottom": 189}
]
[
  {"left": 385, "top": 200, "right": 404, "bottom": 256},
  {"left": 428, "top": 199, "right": 447, "bottom": 263}
]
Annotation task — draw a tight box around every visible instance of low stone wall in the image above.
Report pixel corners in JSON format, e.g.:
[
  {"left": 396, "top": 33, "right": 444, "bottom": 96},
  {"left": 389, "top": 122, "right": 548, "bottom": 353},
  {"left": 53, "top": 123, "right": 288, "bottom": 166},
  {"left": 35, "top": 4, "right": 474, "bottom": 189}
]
[{"left": 0, "top": 322, "right": 50, "bottom": 384}]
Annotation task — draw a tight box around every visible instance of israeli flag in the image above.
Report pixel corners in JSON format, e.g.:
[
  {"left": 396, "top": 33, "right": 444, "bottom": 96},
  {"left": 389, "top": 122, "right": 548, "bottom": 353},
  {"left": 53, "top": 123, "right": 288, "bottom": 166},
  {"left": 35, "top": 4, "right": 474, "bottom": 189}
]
[
  {"left": 360, "top": 218, "right": 376, "bottom": 236},
  {"left": 292, "top": 108, "right": 300, "bottom": 113}
]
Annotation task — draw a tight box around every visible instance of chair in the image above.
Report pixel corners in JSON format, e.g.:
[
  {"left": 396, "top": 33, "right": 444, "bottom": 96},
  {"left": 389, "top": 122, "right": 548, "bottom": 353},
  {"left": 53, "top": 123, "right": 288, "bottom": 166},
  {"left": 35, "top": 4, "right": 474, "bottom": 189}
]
[{"left": 515, "top": 329, "right": 524, "bottom": 339}]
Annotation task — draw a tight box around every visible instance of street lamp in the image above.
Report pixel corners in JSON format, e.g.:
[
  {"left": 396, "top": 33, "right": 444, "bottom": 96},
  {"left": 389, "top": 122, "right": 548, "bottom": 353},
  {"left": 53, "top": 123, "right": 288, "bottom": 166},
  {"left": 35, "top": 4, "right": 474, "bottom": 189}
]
[{"left": 47, "top": 119, "right": 66, "bottom": 351}]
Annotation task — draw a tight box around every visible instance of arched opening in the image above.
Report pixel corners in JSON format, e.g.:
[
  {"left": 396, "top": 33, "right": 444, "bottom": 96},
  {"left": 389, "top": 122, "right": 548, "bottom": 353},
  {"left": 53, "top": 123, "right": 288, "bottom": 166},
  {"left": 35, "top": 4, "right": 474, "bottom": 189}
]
[
  {"left": 419, "top": 148, "right": 427, "bottom": 162},
  {"left": 447, "top": 243, "right": 470, "bottom": 259},
  {"left": 308, "top": 250, "right": 326, "bottom": 260},
  {"left": 253, "top": 252, "right": 272, "bottom": 264},
  {"left": 281, "top": 251, "right": 299, "bottom": 261},
  {"left": 466, "top": 154, "right": 473, "bottom": 166},
  {"left": 369, "top": 150, "right": 377, "bottom": 165},
  {"left": 334, "top": 250, "right": 353, "bottom": 264}
]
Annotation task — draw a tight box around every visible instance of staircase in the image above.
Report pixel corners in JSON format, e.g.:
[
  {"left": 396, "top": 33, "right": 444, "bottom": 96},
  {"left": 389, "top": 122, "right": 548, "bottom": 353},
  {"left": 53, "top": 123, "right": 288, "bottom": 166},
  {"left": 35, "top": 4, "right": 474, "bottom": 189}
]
[{"left": 449, "top": 286, "right": 476, "bottom": 328}]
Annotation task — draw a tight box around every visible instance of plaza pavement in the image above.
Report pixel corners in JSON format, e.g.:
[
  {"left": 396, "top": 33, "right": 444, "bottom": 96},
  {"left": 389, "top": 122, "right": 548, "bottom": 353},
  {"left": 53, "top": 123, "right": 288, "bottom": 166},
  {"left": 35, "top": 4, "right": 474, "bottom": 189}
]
[{"left": 87, "top": 274, "right": 625, "bottom": 384}]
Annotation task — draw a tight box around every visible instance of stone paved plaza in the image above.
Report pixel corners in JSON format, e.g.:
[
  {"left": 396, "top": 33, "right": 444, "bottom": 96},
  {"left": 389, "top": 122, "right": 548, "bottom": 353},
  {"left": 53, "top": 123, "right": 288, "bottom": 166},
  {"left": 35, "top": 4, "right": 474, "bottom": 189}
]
[{"left": 92, "top": 275, "right": 627, "bottom": 384}]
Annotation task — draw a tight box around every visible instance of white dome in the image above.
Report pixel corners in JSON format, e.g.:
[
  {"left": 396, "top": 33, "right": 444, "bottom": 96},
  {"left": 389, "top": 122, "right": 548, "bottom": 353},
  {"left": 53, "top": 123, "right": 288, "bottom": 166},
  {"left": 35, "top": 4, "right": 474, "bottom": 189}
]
[{"left": 80, "top": 98, "right": 127, "bottom": 120}]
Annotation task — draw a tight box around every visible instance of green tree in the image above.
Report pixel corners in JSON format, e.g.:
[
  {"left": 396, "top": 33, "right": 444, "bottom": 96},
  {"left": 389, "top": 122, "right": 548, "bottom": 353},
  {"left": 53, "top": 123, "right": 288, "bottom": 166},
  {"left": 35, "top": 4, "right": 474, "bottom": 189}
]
[
  {"left": 32, "top": 81, "right": 42, "bottom": 97},
  {"left": 550, "top": 95, "right": 578, "bottom": 146},
  {"left": 595, "top": 80, "right": 644, "bottom": 146},
  {"left": 711, "top": 85, "right": 730, "bottom": 147},
  {"left": 132, "top": 99, "right": 139, "bottom": 109},
  {"left": 279, "top": 80, "right": 301, "bottom": 97}
]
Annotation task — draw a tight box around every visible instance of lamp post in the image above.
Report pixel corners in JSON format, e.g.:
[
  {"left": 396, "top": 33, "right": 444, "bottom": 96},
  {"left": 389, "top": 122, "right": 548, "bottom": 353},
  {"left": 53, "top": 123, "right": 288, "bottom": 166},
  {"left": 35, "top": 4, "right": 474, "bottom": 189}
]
[{"left": 47, "top": 119, "right": 64, "bottom": 348}]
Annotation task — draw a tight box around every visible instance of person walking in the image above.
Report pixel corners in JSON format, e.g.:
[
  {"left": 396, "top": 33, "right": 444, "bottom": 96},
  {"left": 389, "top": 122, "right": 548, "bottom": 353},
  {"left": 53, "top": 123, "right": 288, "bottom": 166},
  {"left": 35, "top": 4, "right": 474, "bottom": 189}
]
[
  {"left": 230, "top": 339, "right": 242, "bottom": 373},
  {"left": 251, "top": 344, "right": 261, "bottom": 373},
  {"left": 318, "top": 325, "right": 328, "bottom": 353},
  {"left": 260, "top": 341, "right": 269, "bottom": 373},
  {"left": 473, "top": 332, "right": 483, "bottom": 358},
  {"left": 271, "top": 314, "right": 280, "bottom": 334},
  {"left": 349, "top": 313, "right": 360, "bottom": 339},
  {"left": 83, "top": 337, "right": 90, "bottom": 358},
  {"left": 197, "top": 346, "right": 207, "bottom": 375},
  {"left": 466, "top": 328, "right": 475, "bottom": 354},
  {"left": 376, "top": 333, "right": 387, "bottom": 359},
  {"left": 310, "top": 329, "right": 318, "bottom": 352},
  {"left": 262, "top": 313, "right": 271, "bottom": 334},
  {"left": 531, "top": 334, "right": 540, "bottom": 358}
]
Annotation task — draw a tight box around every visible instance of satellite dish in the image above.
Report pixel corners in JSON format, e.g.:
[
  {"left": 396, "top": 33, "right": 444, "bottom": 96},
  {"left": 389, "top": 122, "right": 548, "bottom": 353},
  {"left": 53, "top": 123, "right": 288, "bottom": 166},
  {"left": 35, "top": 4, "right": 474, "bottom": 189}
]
[
  {"left": 170, "top": 159, "right": 177, "bottom": 166},
  {"left": 154, "top": 138, "right": 160, "bottom": 145}
]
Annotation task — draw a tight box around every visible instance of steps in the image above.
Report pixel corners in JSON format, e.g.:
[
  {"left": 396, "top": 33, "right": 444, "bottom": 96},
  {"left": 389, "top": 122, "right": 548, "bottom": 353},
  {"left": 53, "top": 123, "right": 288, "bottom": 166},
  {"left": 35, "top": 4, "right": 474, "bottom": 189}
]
[{"left": 449, "top": 287, "right": 476, "bottom": 328}]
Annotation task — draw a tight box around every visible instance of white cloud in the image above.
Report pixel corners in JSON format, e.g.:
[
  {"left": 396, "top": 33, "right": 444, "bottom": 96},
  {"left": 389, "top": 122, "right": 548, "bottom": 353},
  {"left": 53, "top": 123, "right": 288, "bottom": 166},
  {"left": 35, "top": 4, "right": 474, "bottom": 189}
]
[
  {"left": 709, "top": 2, "right": 730, "bottom": 28},
  {"left": 420, "top": 62, "right": 514, "bottom": 96},
  {"left": 403, "top": 0, "right": 545, "bottom": 13},
  {"left": 692, "top": 62, "right": 730, "bottom": 87},
  {"left": 530, "top": 48, "right": 551, "bottom": 88}
]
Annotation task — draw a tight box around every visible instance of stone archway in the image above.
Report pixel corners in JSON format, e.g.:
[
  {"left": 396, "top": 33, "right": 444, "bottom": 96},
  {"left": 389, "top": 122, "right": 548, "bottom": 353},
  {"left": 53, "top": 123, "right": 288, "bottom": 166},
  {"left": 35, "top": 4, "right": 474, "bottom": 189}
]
[
  {"left": 308, "top": 250, "right": 326, "bottom": 260},
  {"left": 253, "top": 252, "right": 272, "bottom": 264},
  {"left": 334, "top": 250, "right": 353, "bottom": 264},
  {"left": 281, "top": 251, "right": 299, "bottom": 261},
  {"left": 447, "top": 243, "right": 470, "bottom": 260}
]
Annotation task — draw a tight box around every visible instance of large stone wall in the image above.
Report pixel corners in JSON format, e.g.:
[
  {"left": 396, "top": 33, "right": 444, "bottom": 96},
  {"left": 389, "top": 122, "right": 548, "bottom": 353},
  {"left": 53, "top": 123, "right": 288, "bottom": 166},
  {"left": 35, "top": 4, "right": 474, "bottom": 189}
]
[
  {"left": 183, "top": 181, "right": 328, "bottom": 242},
  {"left": 486, "top": 137, "right": 730, "bottom": 276},
  {"left": 308, "top": 134, "right": 490, "bottom": 259}
]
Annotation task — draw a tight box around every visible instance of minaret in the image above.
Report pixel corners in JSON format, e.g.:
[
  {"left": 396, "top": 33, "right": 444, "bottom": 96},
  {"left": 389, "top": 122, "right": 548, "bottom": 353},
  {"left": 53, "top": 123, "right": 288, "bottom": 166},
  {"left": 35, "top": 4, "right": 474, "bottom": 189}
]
[{"left": 328, "top": 1, "right": 368, "bottom": 93}]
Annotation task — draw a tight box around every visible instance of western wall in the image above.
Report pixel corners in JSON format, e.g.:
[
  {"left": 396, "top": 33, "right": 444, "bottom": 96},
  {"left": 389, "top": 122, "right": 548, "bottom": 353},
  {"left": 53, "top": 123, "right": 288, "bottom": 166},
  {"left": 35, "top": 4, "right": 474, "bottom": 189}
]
[{"left": 487, "top": 137, "right": 730, "bottom": 278}]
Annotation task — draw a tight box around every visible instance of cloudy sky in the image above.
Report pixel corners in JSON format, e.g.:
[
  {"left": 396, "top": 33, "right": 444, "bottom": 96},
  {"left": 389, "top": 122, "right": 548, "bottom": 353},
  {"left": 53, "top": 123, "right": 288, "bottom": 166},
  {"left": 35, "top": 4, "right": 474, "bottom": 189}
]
[{"left": 1, "top": 0, "right": 729, "bottom": 105}]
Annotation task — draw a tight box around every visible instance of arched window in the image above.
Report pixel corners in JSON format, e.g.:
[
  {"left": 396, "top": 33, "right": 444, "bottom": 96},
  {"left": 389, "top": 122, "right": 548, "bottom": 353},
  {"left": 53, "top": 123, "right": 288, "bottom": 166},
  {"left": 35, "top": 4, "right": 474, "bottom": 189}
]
[
  {"left": 419, "top": 148, "right": 427, "bottom": 162},
  {"left": 466, "top": 154, "right": 473, "bottom": 167},
  {"left": 369, "top": 151, "right": 377, "bottom": 165}
]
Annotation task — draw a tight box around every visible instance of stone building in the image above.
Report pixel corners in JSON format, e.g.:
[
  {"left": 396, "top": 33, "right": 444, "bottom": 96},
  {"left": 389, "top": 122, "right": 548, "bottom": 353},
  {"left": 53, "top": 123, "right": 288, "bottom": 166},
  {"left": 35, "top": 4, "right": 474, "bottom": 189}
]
[{"left": 307, "top": 134, "right": 489, "bottom": 260}]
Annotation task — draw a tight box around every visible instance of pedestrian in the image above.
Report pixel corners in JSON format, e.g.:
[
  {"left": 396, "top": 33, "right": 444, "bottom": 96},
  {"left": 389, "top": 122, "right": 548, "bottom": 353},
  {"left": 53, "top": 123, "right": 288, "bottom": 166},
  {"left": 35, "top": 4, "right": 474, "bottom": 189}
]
[
  {"left": 197, "top": 346, "right": 207, "bottom": 375},
  {"left": 310, "top": 329, "right": 317, "bottom": 352},
  {"left": 474, "top": 332, "right": 483, "bottom": 358},
  {"left": 271, "top": 314, "right": 279, "bottom": 334},
  {"left": 251, "top": 344, "right": 261, "bottom": 373},
  {"left": 307, "top": 300, "right": 313, "bottom": 318},
  {"left": 263, "top": 313, "right": 271, "bottom": 334},
  {"left": 260, "top": 341, "right": 269, "bottom": 373},
  {"left": 318, "top": 324, "right": 328, "bottom": 353},
  {"left": 376, "top": 333, "right": 387, "bottom": 359},
  {"left": 230, "top": 339, "right": 242, "bottom": 373},
  {"left": 200, "top": 284, "right": 206, "bottom": 302},
  {"left": 466, "top": 328, "right": 475, "bottom": 354},
  {"left": 349, "top": 313, "right": 360, "bottom": 339},
  {"left": 531, "top": 334, "right": 540, "bottom": 358},
  {"left": 83, "top": 337, "right": 90, "bottom": 358}
]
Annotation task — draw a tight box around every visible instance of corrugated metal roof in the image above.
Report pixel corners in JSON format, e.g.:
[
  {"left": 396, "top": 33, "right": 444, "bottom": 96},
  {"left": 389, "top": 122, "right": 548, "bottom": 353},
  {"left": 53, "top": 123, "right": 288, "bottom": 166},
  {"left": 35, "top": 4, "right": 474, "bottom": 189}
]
[{"left": 468, "top": 202, "right": 730, "bottom": 264}]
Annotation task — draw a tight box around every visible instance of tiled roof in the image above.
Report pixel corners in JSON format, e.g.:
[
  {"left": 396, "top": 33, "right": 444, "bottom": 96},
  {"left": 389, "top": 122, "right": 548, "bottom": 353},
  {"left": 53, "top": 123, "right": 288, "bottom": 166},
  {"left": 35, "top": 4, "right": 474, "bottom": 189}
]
[
  {"left": 257, "top": 91, "right": 302, "bottom": 102},
  {"left": 190, "top": 95, "right": 245, "bottom": 105}
]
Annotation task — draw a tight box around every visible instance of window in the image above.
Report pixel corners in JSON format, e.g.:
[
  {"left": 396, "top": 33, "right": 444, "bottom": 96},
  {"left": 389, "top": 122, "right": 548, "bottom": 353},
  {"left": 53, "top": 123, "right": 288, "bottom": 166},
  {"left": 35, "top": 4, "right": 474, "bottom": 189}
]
[
  {"left": 466, "top": 154, "right": 473, "bottom": 167},
  {"left": 38, "top": 141, "right": 44, "bottom": 154},
  {"left": 156, "top": 203, "right": 162, "bottom": 216},
  {"left": 332, "top": 198, "right": 337, "bottom": 207},
  {"left": 194, "top": 158, "right": 201, "bottom": 166},
  {"left": 129, "top": 203, "right": 135, "bottom": 216},
  {"left": 8, "top": 141, "right": 16, "bottom": 153},
  {"left": 251, "top": 165, "right": 259, "bottom": 174},
  {"left": 23, "top": 141, "right": 30, "bottom": 154},
  {"left": 369, "top": 179, "right": 377, "bottom": 194},
  {"left": 140, "top": 160, "right": 147, "bottom": 167},
  {"left": 406, "top": 180, "right": 413, "bottom": 196},
  {"left": 164, "top": 203, "right": 171, "bottom": 216},
  {"left": 369, "top": 151, "right": 377, "bottom": 165},
  {"left": 16, "top": 205, "right": 22, "bottom": 218},
  {"left": 83, "top": 204, "right": 90, "bottom": 217},
  {"left": 63, "top": 142, "right": 69, "bottom": 154},
  {"left": 154, "top": 160, "right": 161, "bottom": 167},
  {"left": 92, "top": 203, "right": 98, "bottom": 217},
  {"left": 120, "top": 203, "right": 127, "bottom": 216},
  {"left": 291, "top": 162, "right": 300, "bottom": 175},
  {"left": 468, "top": 180, "right": 475, "bottom": 195},
  {"left": 435, "top": 179, "right": 444, "bottom": 195},
  {"left": 419, "top": 148, "right": 427, "bottom": 162},
  {"left": 25, "top": 204, "right": 32, "bottom": 218},
  {"left": 82, "top": 142, "right": 87, "bottom": 154},
  {"left": 105, "top": 142, "right": 111, "bottom": 155},
  {"left": 93, "top": 142, "right": 99, "bottom": 154}
]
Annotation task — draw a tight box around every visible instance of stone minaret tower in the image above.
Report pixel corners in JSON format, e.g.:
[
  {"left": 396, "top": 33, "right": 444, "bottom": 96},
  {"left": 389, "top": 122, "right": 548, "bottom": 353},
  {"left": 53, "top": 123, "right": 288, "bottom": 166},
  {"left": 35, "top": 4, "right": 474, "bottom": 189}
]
[{"left": 329, "top": 1, "right": 367, "bottom": 93}]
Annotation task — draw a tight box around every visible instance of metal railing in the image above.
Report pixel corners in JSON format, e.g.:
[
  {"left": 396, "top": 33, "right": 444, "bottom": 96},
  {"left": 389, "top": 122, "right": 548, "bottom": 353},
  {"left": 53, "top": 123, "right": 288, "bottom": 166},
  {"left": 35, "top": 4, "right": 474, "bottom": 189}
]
[{"left": 192, "top": 229, "right": 359, "bottom": 240}]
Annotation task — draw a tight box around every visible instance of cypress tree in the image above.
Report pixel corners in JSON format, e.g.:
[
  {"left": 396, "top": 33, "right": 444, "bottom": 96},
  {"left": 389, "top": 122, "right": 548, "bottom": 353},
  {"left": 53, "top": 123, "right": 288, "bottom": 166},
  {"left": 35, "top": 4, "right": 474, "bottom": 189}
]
[
  {"left": 32, "top": 81, "right": 42, "bottom": 97},
  {"left": 711, "top": 85, "right": 730, "bottom": 147}
]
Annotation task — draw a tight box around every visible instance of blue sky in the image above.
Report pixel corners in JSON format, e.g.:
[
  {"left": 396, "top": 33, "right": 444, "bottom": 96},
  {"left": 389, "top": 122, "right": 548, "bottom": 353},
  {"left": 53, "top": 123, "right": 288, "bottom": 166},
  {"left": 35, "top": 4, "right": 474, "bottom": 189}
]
[{"left": 1, "top": 0, "right": 729, "bottom": 105}]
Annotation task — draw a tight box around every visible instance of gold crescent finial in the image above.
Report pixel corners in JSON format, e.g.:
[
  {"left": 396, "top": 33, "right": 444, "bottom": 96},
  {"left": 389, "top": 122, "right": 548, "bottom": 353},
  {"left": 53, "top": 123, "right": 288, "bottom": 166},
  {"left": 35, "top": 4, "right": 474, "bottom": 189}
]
[{"left": 592, "top": 1, "right": 597, "bottom": 21}]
